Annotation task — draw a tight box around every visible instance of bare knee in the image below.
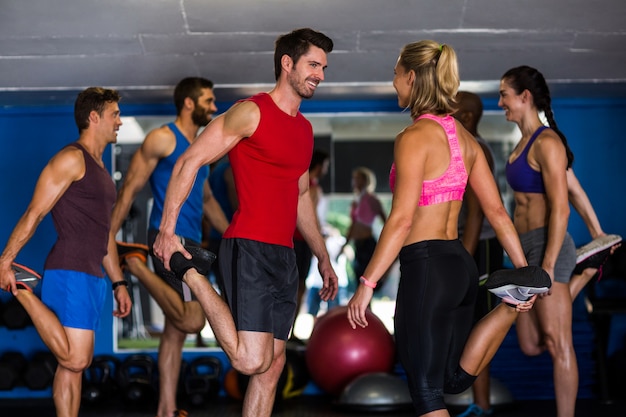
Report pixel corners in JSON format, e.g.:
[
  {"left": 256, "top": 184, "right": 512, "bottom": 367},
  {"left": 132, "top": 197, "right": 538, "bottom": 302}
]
[
  {"left": 58, "top": 355, "right": 91, "bottom": 373},
  {"left": 543, "top": 334, "right": 575, "bottom": 361},
  {"left": 232, "top": 349, "right": 282, "bottom": 376},
  {"left": 231, "top": 355, "right": 272, "bottom": 375},
  {"left": 518, "top": 339, "right": 544, "bottom": 356},
  {"left": 169, "top": 303, "right": 206, "bottom": 333}
]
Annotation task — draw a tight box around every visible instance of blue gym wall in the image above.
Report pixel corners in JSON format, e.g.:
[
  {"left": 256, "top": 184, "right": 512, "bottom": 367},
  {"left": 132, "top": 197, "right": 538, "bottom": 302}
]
[{"left": 1, "top": 95, "right": 626, "bottom": 400}]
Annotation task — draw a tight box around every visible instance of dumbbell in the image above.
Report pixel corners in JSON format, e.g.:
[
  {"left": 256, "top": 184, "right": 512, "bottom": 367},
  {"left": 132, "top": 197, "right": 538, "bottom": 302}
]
[
  {"left": 1, "top": 298, "right": 32, "bottom": 329},
  {"left": 0, "top": 351, "right": 28, "bottom": 390},
  {"left": 183, "top": 356, "right": 221, "bottom": 406},
  {"left": 82, "top": 355, "right": 120, "bottom": 406},
  {"left": 117, "top": 354, "right": 157, "bottom": 406},
  {"left": 23, "top": 350, "right": 57, "bottom": 390}
]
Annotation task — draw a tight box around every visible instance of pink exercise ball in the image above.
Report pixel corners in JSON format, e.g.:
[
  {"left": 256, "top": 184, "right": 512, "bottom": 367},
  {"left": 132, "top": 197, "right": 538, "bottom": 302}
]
[{"left": 305, "top": 306, "right": 396, "bottom": 396}]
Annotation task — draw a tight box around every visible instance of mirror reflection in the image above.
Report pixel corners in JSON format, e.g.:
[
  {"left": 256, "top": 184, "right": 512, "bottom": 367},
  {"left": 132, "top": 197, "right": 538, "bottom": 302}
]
[{"left": 113, "top": 111, "right": 520, "bottom": 352}]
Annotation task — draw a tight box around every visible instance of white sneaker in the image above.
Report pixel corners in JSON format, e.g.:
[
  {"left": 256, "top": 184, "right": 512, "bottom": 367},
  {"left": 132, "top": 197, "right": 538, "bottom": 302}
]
[{"left": 576, "top": 234, "right": 622, "bottom": 264}]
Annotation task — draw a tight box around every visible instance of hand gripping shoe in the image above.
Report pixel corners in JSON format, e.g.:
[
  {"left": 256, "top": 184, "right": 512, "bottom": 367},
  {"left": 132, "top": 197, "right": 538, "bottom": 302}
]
[
  {"left": 485, "top": 265, "right": 551, "bottom": 305},
  {"left": 170, "top": 246, "right": 217, "bottom": 281},
  {"left": 11, "top": 262, "right": 42, "bottom": 292}
]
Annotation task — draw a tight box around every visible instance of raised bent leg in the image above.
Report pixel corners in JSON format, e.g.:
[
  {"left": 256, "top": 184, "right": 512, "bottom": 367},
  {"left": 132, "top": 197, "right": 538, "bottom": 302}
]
[
  {"left": 16, "top": 291, "right": 94, "bottom": 417},
  {"left": 460, "top": 303, "right": 521, "bottom": 376},
  {"left": 125, "top": 257, "right": 205, "bottom": 332}
]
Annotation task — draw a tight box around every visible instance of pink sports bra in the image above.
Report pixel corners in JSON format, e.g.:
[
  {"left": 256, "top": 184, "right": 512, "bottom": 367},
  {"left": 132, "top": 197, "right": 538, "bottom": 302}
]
[
  {"left": 350, "top": 192, "right": 380, "bottom": 227},
  {"left": 389, "top": 114, "right": 468, "bottom": 206}
]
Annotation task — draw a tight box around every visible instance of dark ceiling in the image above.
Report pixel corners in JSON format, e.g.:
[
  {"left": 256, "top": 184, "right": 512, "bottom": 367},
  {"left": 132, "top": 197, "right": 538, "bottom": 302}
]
[{"left": 1, "top": 0, "right": 625, "bottom": 107}]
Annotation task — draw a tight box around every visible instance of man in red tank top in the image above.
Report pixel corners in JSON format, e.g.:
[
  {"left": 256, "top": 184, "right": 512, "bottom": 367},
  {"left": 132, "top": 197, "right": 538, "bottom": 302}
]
[{"left": 153, "top": 28, "right": 338, "bottom": 417}]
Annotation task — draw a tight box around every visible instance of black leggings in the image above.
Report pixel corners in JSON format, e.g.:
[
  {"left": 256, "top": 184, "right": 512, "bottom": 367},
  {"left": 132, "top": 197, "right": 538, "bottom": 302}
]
[{"left": 395, "top": 239, "right": 479, "bottom": 415}]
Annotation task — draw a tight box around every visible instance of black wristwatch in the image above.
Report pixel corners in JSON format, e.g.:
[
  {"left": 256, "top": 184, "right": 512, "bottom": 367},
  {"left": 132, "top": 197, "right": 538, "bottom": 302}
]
[{"left": 111, "top": 280, "right": 129, "bottom": 290}]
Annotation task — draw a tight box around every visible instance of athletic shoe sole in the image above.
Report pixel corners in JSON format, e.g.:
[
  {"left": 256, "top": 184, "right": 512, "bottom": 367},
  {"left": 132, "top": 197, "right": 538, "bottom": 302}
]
[
  {"left": 10, "top": 262, "right": 42, "bottom": 292},
  {"left": 170, "top": 247, "right": 217, "bottom": 281},
  {"left": 485, "top": 266, "right": 551, "bottom": 304},
  {"left": 116, "top": 241, "right": 149, "bottom": 266},
  {"left": 576, "top": 234, "right": 622, "bottom": 264}
]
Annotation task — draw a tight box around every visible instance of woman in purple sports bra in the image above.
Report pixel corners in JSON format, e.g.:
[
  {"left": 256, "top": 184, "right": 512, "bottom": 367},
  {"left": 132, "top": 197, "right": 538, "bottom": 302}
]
[
  {"left": 499, "top": 65, "right": 578, "bottom": 417},
  {"left": 346, "top": 41, "right": 551, "bottom": 416}
]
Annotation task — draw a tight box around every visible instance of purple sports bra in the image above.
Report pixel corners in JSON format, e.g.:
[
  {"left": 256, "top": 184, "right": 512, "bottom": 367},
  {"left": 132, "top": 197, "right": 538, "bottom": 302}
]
[
  {"left": 505, "top": 126, "right": 547, "bottom": 194},
  {"left": 389, "top": 114, "right": 468, "bottom": 206}
]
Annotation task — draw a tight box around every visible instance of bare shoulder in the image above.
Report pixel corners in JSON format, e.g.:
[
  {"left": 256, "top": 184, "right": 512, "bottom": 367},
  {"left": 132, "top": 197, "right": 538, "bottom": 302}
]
[
  {"left": 534, "top": 127, "right": 566, "bottom": 155},
  {"left": 222, "top": 100, "right": 261, "bottom": 138},
  {"left": 48, "top": 145, "right": 86, "bottom": 180},
  {"left": 142, "top": 124, "right": 176, "bottom": 158}
]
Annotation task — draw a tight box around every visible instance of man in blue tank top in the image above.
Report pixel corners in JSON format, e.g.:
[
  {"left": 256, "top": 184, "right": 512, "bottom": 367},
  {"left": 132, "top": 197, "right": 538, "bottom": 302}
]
[
  {"left": 0, "top": 87, "right": 132, "bottom": 417},
  {"left": 109, "top": 78, "right": 228, "bottom": 417}
]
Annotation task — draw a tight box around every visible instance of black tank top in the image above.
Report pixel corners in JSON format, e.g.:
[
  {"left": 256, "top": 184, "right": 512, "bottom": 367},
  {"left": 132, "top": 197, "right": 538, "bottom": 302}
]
[{"left": 44, "top": 142, "right": 116, "bottom": 277}]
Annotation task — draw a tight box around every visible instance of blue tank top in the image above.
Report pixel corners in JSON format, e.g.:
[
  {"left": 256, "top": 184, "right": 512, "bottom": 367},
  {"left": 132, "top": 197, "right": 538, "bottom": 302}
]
[
  {"left": 148, "top": 122, "right": 209, "bottom": 242},
  {"left": 505, "top": 126, "right": 547, "bottom": 194}
]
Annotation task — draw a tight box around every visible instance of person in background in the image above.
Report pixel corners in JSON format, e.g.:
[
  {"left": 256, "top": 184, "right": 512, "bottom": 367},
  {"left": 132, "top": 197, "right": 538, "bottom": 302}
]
[
  {"left": 292, "top": 148, "right": 329, "bottom": 335},
  {"left": 0, "top": 87, "right": 132, "bottom": 417},
  {"left": 340, "top": 166, "right": 387, "bottom": 292},
  {"left": 566, "top": 168, "right": 621, "bottom": 299},
  {"left": 152, "top": 28, "right": 338, "bottom": 417},
  {"left": 109, "top": 77, "right": 228, "bottom": 417},
  {"left": 346, "top": 40, "right": 550, "bottom": 417},
  {"left": 453, "top": 91, "right": 502, "bottom": 417}
]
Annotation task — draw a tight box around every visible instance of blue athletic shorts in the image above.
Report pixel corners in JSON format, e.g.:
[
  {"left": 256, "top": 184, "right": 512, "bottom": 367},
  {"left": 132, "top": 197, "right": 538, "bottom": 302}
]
[
  {"left": 41, "top": 269, "right": 107, "bottom": 330},
  {"left": 218, "top": 238, "right": 298, "bottom": 340}
]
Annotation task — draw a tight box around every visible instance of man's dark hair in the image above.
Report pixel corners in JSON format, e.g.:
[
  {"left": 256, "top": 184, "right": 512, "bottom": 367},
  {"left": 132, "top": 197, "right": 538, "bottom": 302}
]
[
  {"left": 310, "top": 149, "right": 329, "bottom": 171},
  {"left": 74, "top": 87, "right": 121, "bottom": 133},
  {"left": 173, "top": 77, "right": 214, "bottom": 115},
  {"left": 274, "top": 28, "right": 333, "bottom": 81}
]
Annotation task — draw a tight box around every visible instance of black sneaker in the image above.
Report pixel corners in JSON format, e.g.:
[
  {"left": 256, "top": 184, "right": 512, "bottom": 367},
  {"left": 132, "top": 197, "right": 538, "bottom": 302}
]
[
  {"left": 11, "top": 262, "right": 42, "bottom": 292},
  {"left": 116, "top": 241, "right": 149, "bottom": 269},
  {"left": 573, "top": 234, "right": 622, "bottom": 274},
  {"left": 485, "top": 266, "right": 551, "bottom": 305},
  {"left": 170, "top": 247, "right": 216, "bottom": 281}
]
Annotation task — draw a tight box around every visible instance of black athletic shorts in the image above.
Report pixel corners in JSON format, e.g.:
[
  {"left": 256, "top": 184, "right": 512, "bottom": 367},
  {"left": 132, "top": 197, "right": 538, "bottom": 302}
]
[{"left": 218, "top": 238, "right": 298, "bottom": 340}]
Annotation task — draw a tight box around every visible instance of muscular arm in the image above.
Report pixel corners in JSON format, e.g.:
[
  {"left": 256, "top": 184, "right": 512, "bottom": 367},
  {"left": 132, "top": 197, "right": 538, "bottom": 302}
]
[
  {"left": 360, "top": 128, "right": 424, "bottom": 285},
  {"left": 469, "top": 140, "right": 527, "bottom": 269},
  {"left": 109, "top": 128, "right": 174, "bottom": 236},
  {"left": 105, "top": 128, "right": 174, "bottom": 290},
  {"left": 567, "top": 168, "right": 603, "bottom": 239},
  {"left": 153, "top": 101, "right": 259, "bottom": 268},
  {"left": 0, "top": 148, "right": 85, "bottom": 294},
  {"left": 536, "top": 134, "right": 570, "bottom": 276},
  {"left": 462, "top": 140, "right": 496, "bottom": 255},
  {"left": 296, "top": 171, "right": 338, "bottom": 300}
]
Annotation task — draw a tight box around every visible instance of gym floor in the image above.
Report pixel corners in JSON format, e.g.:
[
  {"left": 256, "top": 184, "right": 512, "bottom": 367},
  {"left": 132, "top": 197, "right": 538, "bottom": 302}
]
[{"left": 2, "top": 396, "right": 626, "bottom": 417}]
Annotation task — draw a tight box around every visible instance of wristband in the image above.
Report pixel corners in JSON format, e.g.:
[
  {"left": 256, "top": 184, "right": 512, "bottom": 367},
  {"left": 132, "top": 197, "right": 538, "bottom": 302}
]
[
  {"left": 359, "top": 275, "right": 377, "bottom": 289},
  {"left": 112, "top": 280, "right": 128, "bottom": 290}
]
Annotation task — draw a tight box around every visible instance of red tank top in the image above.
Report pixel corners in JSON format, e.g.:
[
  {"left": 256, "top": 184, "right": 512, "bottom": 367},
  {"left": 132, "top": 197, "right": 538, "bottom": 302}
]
[{"left": 223, "top": 93, "right": 313, "bottom": 247}]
